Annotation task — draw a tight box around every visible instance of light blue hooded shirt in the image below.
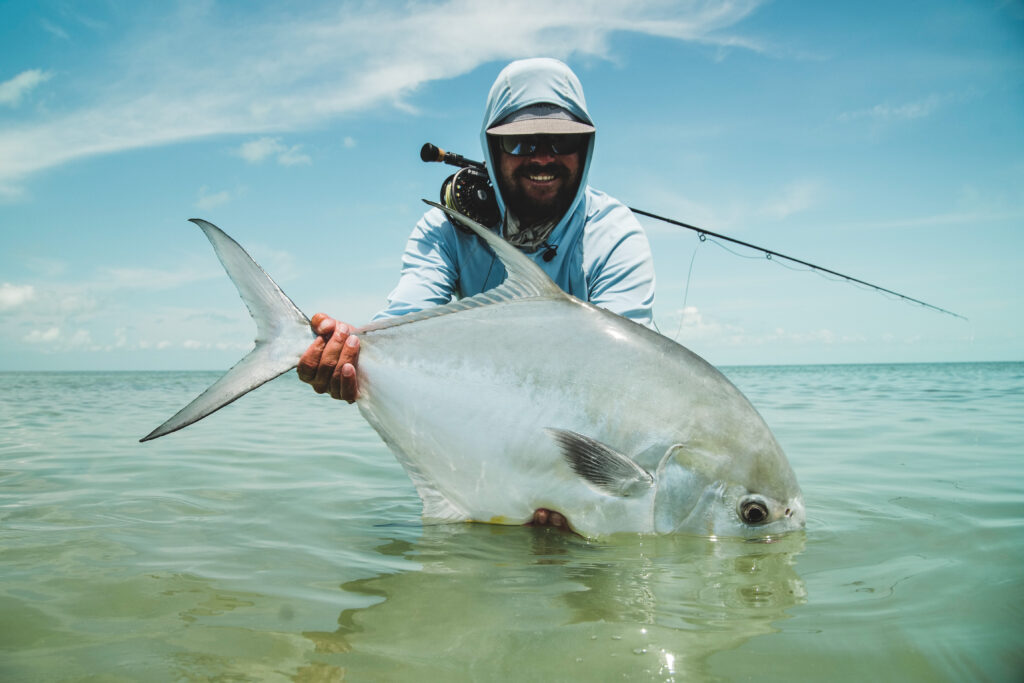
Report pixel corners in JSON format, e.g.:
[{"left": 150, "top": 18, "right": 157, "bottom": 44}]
[{"left": 375, "top": 58, "right": 656, "bottom": 328}]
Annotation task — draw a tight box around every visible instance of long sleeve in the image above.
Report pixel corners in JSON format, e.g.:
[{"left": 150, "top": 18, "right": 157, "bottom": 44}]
[
  {"left": 373, "top": 212, "right": 460, "bottom": 320},
  {"left": 582, "top": 193, "right": 656, "bottom": 329}
]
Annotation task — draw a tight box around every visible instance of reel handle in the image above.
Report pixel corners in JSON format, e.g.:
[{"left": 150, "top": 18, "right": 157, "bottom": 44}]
[{"left": 420, "top": 143, "right": 486, "bottom": 171}]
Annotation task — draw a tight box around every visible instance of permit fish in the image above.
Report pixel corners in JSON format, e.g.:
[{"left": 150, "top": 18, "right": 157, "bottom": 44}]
[{"left": 143, "top": 201, "right": 805, "bottom": 539}]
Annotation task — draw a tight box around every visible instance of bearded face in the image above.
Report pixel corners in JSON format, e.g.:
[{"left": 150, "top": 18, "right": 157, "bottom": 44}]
[{"left": 492, "top": 138, "right": 586, "bottom": 228}]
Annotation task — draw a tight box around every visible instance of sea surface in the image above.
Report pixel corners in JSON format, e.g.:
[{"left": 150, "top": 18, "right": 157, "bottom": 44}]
[{"left": 1, "top": 363, "right": 1021, "bottom": 682}]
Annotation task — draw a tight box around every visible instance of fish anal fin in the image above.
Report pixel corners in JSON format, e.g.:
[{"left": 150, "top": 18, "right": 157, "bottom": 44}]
[{"left": 547, "top": 428, "right": 654, "bottom": 498}]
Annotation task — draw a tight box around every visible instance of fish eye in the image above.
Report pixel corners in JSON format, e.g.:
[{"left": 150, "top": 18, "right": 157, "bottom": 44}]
[{"left": 739, "top": 498, "right": 770, "bottom": 525}]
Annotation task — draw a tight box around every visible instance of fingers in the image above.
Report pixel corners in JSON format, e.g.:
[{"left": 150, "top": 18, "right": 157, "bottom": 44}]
[
  {"left": 329, "top": 334, "right": 360, "bottom": 403},
  {"left": 528, "top": 508, "right": 567, "bottom": 529},
  {"left": 297, "top": 314, "right": 360, "bottom": 401},
  {"left": 297, "top": 314, "right": 335, "bottom": 385},
  {"left": 312, "top": 323, "right": 354, "bottom": 394}
]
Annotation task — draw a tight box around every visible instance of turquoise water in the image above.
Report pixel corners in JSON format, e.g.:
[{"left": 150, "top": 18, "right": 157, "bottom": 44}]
[{"left": 1, "top": 363, "right": 1021, "bottom": 681}]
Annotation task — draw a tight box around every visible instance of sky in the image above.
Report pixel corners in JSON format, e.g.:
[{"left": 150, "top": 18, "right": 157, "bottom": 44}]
[{"left": 1, "top": 0, "right": 1021, "bottom": 371}]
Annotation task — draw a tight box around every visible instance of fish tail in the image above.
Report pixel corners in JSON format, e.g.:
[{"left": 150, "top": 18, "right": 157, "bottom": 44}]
[{"left": 140, "top": 219, "right": 314, "bottom": 442}]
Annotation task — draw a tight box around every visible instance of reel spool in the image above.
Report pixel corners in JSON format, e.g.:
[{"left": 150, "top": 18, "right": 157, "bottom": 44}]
[{"left": 440, "top": 166, "right": 500, "bottom": 229}]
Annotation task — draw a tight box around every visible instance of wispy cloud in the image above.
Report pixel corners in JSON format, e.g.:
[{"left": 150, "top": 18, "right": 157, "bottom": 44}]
[
  {"left": 0, "top": 69, "right": 52, "bottom": 107},
  {"left": 836, "top": 208, "right": 1024, "bottom": 231},
  {"left": 196, "top": 186, "right": 232, "bottom": 210},
  {"left": 0, "top": 283, "right": 36, "bottom": 310},
  {"left": 838, "top": 94, "right": 945, "bottom": 124},
  {"left": 236, "top": 137, "right": 311, "bottom": 166},
  {"left": 39, "top": 19, "right": 70, "bottom": 41},
  {"left": 759, "top": 179, "right": 823, "bottom": 221},
  {"left": 1, "top": 241, "right": 305, "bottom": 357},
  {"left": 638, "top": 176, "right": 824, "bottom": 238},
  {"left": 0, "top": 0, "right": 765, "bottom": 196},
  {"left": 24, "top": 326, "right": 63, "bottom": 344},
  {"left": 664, "top": 304, "right": 865, "bottom": 348},
  {"left": 195, "top": 185, "right": 245, "bottom": 210}
]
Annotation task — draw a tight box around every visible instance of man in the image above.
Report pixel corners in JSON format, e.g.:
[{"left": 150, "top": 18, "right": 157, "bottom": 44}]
[{"left": 297, "top": 58, "right": 656, "bottom": 527}]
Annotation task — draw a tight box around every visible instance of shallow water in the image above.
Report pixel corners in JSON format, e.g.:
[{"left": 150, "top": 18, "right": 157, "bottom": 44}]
[{"left": 1, "top": 363, "right": 1021, "bottom": 681}]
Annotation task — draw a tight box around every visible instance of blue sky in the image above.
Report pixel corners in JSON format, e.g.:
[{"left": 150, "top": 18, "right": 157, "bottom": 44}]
[{"left": 1, "top": 0, "right": 1021, "bottom": 370}]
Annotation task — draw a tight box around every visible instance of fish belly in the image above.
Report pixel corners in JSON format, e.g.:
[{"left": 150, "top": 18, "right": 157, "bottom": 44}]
[{"left": 354, "top": 300, "right": 670, "bottom": 536}]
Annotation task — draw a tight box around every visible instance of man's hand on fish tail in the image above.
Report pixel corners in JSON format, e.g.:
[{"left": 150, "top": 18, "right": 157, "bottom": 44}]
[{"left": 297, "top": 313, "right": 360, "bottom": 402}]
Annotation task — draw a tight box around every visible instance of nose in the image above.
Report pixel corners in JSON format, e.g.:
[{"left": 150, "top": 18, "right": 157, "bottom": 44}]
[{"left": 528, "top": 147, "right": 557, "bottom": 163}]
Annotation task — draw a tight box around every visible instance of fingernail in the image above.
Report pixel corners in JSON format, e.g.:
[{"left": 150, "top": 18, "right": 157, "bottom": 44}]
[{"left": 346, "top": 335, "right": 359, "bottom": 347}]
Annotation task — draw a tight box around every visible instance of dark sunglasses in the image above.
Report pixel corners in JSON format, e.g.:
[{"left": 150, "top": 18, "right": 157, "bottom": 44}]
[{"left": 498, "top": 134, "right": 587, "bottom": 156}]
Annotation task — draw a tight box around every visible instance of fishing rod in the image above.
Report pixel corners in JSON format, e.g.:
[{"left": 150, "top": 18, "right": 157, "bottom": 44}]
[
  {"left": 629, "top": 208, "right": 968, "bottom": 322},
  {"left": 420, "top": 142, "right": 968, "bottom": 322}
]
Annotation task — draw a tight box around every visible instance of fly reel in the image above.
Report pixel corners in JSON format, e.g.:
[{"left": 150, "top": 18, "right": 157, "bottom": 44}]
[{"left": 440, "top": 166, "right": 500, "bottom": 229}]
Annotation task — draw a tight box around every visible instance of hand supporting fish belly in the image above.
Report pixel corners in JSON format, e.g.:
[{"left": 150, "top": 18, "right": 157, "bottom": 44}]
[{"left": 142, "top": 203, "right": 805, "bottom": 540}]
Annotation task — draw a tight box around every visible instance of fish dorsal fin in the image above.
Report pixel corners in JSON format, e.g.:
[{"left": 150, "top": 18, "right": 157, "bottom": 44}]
[
  {"left": 360, "top": 200, "right": 568, "bottom": 333},
  {"left": 547, "top": 428, "right": 654, "bottom": 498}
]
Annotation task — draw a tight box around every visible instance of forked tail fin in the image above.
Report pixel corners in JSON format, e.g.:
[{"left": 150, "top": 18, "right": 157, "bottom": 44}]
[{"left": 140, "top": 219, "right": 314, "bottom": 442}]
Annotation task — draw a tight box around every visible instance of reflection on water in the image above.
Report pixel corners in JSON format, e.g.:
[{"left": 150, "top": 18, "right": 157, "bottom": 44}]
[{"left": 305, "top": 525, "right": 806, "bottom": 681}]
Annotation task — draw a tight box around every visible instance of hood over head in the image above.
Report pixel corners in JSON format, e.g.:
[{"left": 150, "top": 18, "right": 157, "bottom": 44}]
[{"left": 480, "top": 58, "right": 596, "bottom": 233}]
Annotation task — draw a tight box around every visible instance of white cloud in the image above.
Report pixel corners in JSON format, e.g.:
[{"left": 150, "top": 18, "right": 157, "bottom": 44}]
[
  {"left": 236, "top": 137, "right": 311, "bottom": 166},
  {"left": 0, "top": 283, "right": 35, "bottom": 310},
  {"left": 68, "top": 329, "right": 93, "bottom": 347},
  {"left": 638, "top": 176, "right": 823, "bottom": 239},
  {"left": 96, "top": 262, "right": 219, "bottom": 291},
  {"left": 838, "top": 94, "right": 944, "bottom": 124},
  {"left": 40, "top": 19, "right": 70, "bottom": 41},
  {"left": 22, "top": 326, "right": 96, "bottom": 350},
  {"left": 0, "top": 69, "right": 52, "bottom": 107},
  {"left": 276, "top": 145, "right": 312, "bottom": 167},
  {"left": 196, "top": 185, "right": 236, "bottom": 210},
  {"left": 24, "top": 327, "right": 61, "bottom": 343},
  {"left": 0, "top": 0, "right": 765, "bottom": 191},
  {"left": 0, "top": 181, "right": 26, "bottom": 203},
  {"left": 237, "top": 137, "right": 285, "bottom": 164},
  {"left": 663, "top": 305, "right": 865, "bottom": 349},
  {"left": 759, "top": 180, "right": 822, "bottom": 221}
]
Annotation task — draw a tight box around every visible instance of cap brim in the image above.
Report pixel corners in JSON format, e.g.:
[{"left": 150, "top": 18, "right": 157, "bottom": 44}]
[{"left": 487, "top": 118, "right": 595, "bottom": 135}]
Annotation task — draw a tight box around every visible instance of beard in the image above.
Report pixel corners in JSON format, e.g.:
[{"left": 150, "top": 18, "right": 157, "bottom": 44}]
[{"left": 499, "top": 160, "right": 581, "bottom": 229}]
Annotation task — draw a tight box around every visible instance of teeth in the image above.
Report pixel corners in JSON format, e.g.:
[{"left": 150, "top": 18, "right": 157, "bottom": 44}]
[{"left": 529, "top": 174, "right": 556, "bottom": 181}]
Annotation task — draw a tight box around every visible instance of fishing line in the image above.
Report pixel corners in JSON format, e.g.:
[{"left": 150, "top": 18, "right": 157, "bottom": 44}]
[
  {"left": 673, "top": 241, "right": 702, "bottom": 342},
  {"left": 703, "top": 234, "right": 903, "bottom": 301},
  {"left": 631, "top": 207, "right": 968, "bottom": 322}
]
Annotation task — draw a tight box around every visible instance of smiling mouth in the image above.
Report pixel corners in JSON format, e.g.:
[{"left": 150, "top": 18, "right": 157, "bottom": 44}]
[{"left": 517, "top": 164, "right": 566, "bottom": 184}]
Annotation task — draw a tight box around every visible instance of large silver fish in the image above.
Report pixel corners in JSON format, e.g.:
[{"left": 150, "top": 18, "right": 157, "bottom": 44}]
[{"left": 143, "top": 202, "right": 805, "bottom": 539}]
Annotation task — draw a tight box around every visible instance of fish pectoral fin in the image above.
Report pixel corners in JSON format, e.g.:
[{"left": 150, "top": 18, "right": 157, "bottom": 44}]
[{"left": 546, "top": 428, "right": 654, "bottom": 498}]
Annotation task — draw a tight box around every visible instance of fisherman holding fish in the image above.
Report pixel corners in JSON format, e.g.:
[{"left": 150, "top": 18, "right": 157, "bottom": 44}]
[
  {"left": 146, "top": 58, "right": 805, "bottom": 537},
  {"left": 298, "top": 58, "right": 657, "bottom": 526},
  {"left": 300, "top": 59, "right": 654, "bottom": 397}
]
